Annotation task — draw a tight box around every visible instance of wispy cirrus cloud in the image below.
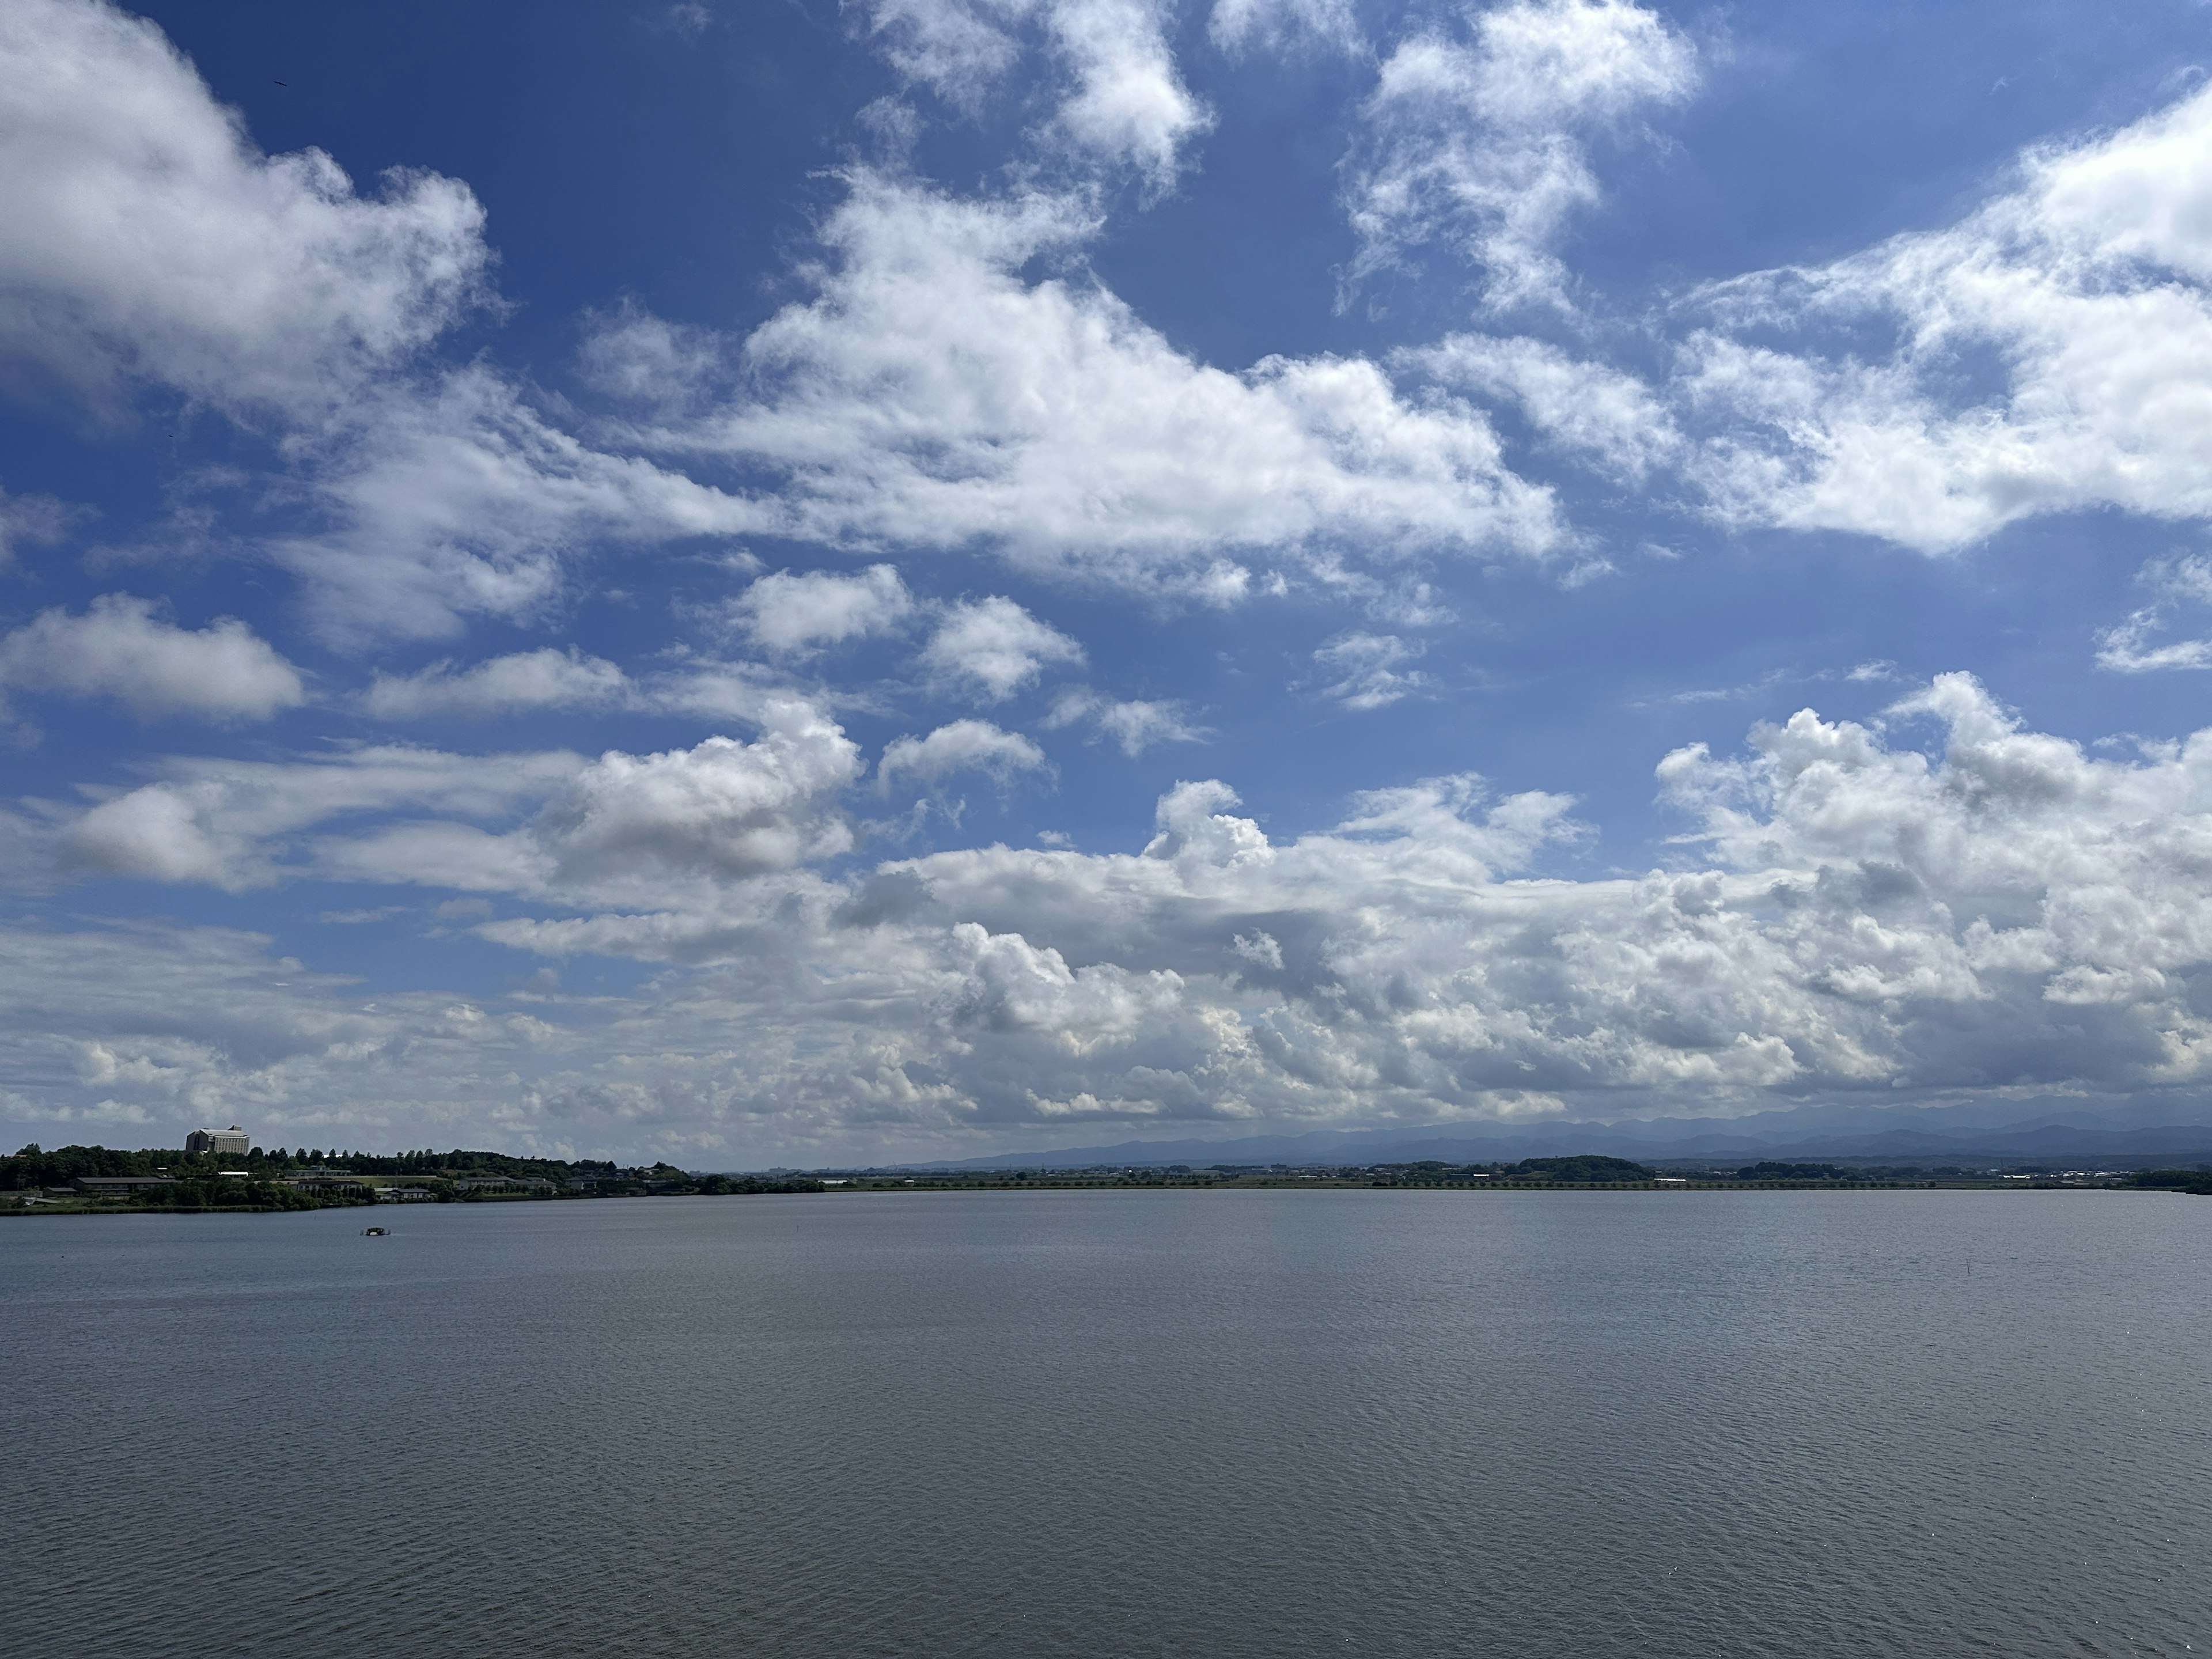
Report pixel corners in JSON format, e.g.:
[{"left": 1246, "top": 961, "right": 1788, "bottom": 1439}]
[
  {"left": 364, "top": 647, "right": 633, "bottom": 718},
  {"left": 1046, "top": 687, "right": 1209, "bottom": 755},
  {"left": 2096, "top": 555, "right": 2212, "bottom": 673},
  {"left": 1209, "top": 0, "right": 1362, "bottom": 59},
  {"left": 1312, "top": 631, "right": 1425, "bottom": 710}
]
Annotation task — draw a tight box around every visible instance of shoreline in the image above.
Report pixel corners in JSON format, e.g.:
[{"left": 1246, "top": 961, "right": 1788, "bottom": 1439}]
[{"left": 7, "top": 1177, "right": 2196, "bottom": 1217}]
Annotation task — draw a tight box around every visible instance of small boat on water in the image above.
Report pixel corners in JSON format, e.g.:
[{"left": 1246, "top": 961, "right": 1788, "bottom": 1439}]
[{"left": 362, "top": 1226, "right": 388, "bottom": 1237}]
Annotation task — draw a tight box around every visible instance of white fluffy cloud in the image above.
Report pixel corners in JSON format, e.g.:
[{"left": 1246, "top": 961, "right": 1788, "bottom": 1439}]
[
  {"left": 1346, "top": 0, "right": 1698, "bottom": 306},
  {"left": 1684, "top": 81, "right": 2212, "bottom": 550},
  {"left": 851, "top": 676, "right": 2212, "bottom": 1116},
  {"left": 269, "top": 369, "right": 760, "bottom": 646},
  {"left": 364, "top": 648, "right": 632, "bottom": 718},
  {"left": 1048, "top": 0, "right": 1211, "bottom": 185},
  {"left": 0, "top": 5, "right": 757, "bottom": 643},
  {"left": 59, "top": 698, "right": 861, "bottom": 908},
  {"left": 25, "top": 675, "right": 2212, "bottom": 1156},
  {"left": 878, "top": 719, "right": 1049, "bottom": 792},
  {"left": 525, "top": 706, "right": 861, "bottom": 898},
  {"left": 732, "top": 565, "right": 914, "bottom": 654},
  {"left": 0, "top": 594, "right": 305, "bottom": 721},
  {"left": 0, "top": 0, "right": 487, "bottom": 417},
  {"left": 649, "top": 173, "right": 1562, "bottom": 592},
  {"left": 921, "top": 596, "right": 1085, "bottom": 700},
  {"left": 858, "top": 0, "right": 1209, "bottom": 184},
  {"left": 1408, "top": 332, "right": 1681, "bottom": 480}
]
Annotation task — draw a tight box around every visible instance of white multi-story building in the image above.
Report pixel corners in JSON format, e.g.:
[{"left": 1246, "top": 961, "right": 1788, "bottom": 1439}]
[{"left": 185, "top": 1125, "right": 252, "bottom": 1157}]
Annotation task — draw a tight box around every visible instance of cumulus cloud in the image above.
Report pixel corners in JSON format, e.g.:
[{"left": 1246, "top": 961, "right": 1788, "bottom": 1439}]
[
  {"left": 732, "top": 565, "right": 914, "bottom": 654},
  {"left": 28, "top": 676, "right": 2212, "bottom": 1156},
  {"left": 921, "top": 596, "right": 1085, "bottom": 700},
  {"left": 0, "top": 0, "right": 488, "bottom": 418},
  {"left": 1312, "top": 631, "right": 1425, "bottom": 709},
  {"left": 1684, "top": 81, "right": 2212, "bottom": 550},
  {"left": 1229, "top": 927, "right": 1283, "bottom": 969},
  {"left": 878, "top": 719, "right": 1048, "bottom": 793},
  {"left": 463, "top": 766, "right": 1586, "bottom": 1135},
  {"left": 524, "top": 706, "right": 861, "bottom": 898},
  {"left": 1346, "top": 0, "right": 1699, "bottom": 306},
  {"left": 364, "top": 647, "right": 632, "bottom": 718},
  {"left": 862, "top": 677, "right": 2212, "bottom": 1115},
  {"left": 1047, "top": 0, "right": 1211, "bottom": 185},
  {"left": 642, "top": 173, "right": 1562, "bottom": 593},
  {"left": 320, "top": 709, "right": 861, "bottom": 908},
  {"left": 1045, "top": 686, "right": 1209, "bottom": 755},
  {"left": 0, "top": 6, "right": 757, "bottom": 644},
  {"left": 943, "top": 919, "right": 1185, "bottom": 1050},
  {"left": 0, "top": 594, "right": 305, "bottom": 721}
]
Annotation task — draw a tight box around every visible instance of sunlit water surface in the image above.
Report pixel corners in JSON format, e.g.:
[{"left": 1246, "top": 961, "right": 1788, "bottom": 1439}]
[{"left": 6, "top": 1190, "right": 2208, "bottom": 1657}]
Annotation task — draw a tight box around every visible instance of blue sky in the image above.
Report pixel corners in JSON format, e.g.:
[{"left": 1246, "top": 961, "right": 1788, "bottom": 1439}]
[{"left": 7, "top": 0, "right": 2212, "bottom": 1163}]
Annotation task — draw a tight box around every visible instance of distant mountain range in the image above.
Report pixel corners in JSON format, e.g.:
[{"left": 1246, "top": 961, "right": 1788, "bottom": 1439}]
[{"left": 870, "top": 1101, "right": 2212, "bottom": 1172}]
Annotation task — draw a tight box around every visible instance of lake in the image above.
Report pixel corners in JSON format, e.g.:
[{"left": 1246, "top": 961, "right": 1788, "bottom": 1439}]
[{"left": 4, "top": 1190, "right": 2207, "bottom": 1657}]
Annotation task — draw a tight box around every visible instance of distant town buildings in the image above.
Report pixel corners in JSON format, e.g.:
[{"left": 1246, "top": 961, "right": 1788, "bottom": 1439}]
[
  {"left": 283, "top": 1167, "right": 364, "bottom": 1194},
  {"left": 71, "top": 1175, "right": 176, "bottom": 1194},
  {"left": 185, "top": 1126, "right": 252, "bottom": 1157}
]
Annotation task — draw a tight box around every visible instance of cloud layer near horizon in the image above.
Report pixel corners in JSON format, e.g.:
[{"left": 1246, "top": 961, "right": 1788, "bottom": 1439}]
[{"left": 14, "top": 675, "right": 2212, "bottom": 1162}]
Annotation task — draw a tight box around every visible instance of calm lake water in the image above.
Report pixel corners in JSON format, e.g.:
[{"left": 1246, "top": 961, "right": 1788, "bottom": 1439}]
[{"left": 4, "top": 1190, "right": 2208, "bottom": 1657}]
